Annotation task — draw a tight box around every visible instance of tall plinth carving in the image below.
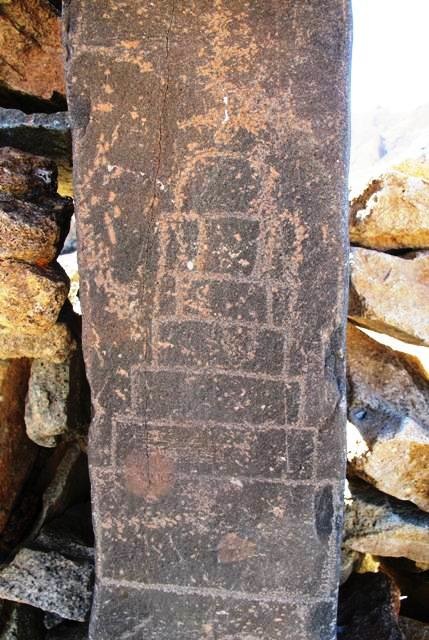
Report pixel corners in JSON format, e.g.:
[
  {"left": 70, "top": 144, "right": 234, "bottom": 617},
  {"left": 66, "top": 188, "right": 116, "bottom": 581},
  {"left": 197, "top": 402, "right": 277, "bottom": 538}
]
[{"left": 65, "top": 2, "right": 351, "bottom": 638}]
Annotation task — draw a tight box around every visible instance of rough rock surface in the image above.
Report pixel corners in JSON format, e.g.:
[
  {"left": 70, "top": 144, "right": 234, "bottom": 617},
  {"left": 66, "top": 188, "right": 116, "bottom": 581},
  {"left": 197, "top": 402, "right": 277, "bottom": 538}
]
[
  {"left": 0, "top": 260, "right": 69, "bottom": 333},
  {"left": 0, "top": 0, "right": 65, "bottom": 107},
  {"left": 0, "top": 147, "right": 58, "bottom": 198},
  {"left": 400, "top": 617, "right": 429, "bottom": 639},
  {"left": 0, "top": 323, "right": 75, "bottom": 363},
  {"left": 0, "top": 601, "right": 45, "bottom": 640},
  {"left": 381, "top": 557, "right": 429, "bottom": 625},
  {"left": 344, "top": 480, "right": 429, "bottom": 564},
  {"left": 349, "top": 248, "right": 429, "bottom": 345},
  {"left": 25, "top": 358, "right": 68, "bottom": 444},
  {"left": 66, "top": 0, "right": 352, "bottom": 637},
  {"left": 0, "top": 549, "right": 93, "bottom": 622},
  {"left": 350, "top": 170, "right": 429, "bottom": 250},
  {"left": 34, "top": 445, "right": 90, "bottom": 531},
  {"left": 337, "top": 572, "right": 403, "bottom": 640},
  {"left": 0, "top": 194, "right": 72, "bottom": 265},
  {"left": 0, "top": 358, "right": 37, "bottom": 536},
  {"left": 347, "top": 324, "right": 429, "bottom": 511},
  {"left": 0, "top": 110, "right": 72, "bottom": 197}
]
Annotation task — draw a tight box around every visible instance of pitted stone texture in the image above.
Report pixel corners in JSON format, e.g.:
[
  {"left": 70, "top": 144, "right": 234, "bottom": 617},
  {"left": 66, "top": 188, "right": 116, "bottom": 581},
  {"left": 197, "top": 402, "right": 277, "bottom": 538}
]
[
  {"left": 0, "top": 148, "right": 58, "bottom": 198},
  {"left": 66, "top": 1, "right": 351, "bottom": 638},
  {"left": 25, "top": 351, "right": 90, "bottom": 447},
  {"left": 0, "top": 549, "right": 93, "bottom": 622},
  {"left": 0, "top": 193, "right": 73, "bottom": 265},
  {"left": 350, "top": 171, "right": 429, "bottom": 250},
  {"left": 0, "top": 323, "right": 76, "bottom": 363},
  {"left": 344, "top": 480, "right": 429, "bottom": 565},
  {"left": 0, "top": 260, "right": 69, "bottom": 334}
]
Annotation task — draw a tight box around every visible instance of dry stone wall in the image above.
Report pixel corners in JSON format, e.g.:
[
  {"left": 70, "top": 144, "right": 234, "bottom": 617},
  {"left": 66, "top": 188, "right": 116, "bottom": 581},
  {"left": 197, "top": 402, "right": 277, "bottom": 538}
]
[{"left": 0, "top": 2, "right": 428, "bottom": 639}]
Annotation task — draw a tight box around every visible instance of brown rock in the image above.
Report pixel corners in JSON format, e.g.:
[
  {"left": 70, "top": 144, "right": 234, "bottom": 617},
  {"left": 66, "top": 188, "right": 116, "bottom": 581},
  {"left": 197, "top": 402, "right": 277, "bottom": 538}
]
[
  {"left": 0, "top": 0, "right": 65, "bottom": 105},
  {"left": 344, "top": 480, "right": 429, "bottom": 565},
  {"left": 66, "top": 0, "right": 352, "bottom": 635},
  {"left": 349, "top": 248, "right": 429, "bottom": 345},
  {"left": 347, "top": 324, "right": 429, "bottom": 511},
  {"left": 0, "top": 323, "right": 75, "bottom": 363},
  {"left": 350, "top": 171, "right": 429, "bottom": 250},
  {"left": 400, "top": 617, "right": 429, "bottom": 639},
  {"left": 0, "top": 359, "right": 37, "bottom": 535},
  {"left": 381, "top": 558, "right": 429, "bottom": 625},
  {"left": 0, "top": 147, "right": 58, "bottom": 198},
  {"left": 0, "top": 193, "right": 72, "bottom": 265},
  {"left": 337, "top": 572, "right": 403, "bottom": 640},
  {"left": 0, "top": 259, "right": 69, "bottom": 333}
]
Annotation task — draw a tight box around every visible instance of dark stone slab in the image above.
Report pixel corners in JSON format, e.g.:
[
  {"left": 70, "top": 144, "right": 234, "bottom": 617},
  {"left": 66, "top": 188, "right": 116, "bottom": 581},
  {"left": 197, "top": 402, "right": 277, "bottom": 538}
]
[{"left": 65, "top": 1, "right": 351, "bottom": 638}]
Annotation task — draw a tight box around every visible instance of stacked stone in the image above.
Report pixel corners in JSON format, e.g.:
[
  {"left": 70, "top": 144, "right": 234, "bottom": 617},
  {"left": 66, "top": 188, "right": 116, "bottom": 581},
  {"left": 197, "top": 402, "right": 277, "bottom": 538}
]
[
  {"left": 0, "top": 147, "right": 72, "bottom": 537},
  {"left": 0, "top": 147, "right": 93, "bottom": 635},
  {"left": 340, "top": 162, "right": 429, "bottom": 638}
]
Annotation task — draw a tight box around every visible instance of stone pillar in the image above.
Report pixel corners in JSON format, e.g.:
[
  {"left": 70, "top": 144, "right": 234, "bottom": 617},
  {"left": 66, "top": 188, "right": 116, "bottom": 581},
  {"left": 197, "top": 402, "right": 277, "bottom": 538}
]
[{"left": 65, "top": 2, "right": 351, "bottom": 638}]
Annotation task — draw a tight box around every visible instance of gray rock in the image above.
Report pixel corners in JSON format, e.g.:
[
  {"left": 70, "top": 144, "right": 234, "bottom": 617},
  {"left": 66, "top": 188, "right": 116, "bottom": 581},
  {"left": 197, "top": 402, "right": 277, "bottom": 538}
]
[
  {"left": 0, "top": 548, "right": 93, "bottom": 622},
  {"left": 0, "top": 109, "right": 70, "bottom": 161},
  {"left": 25, "top": 349, "right": 90, "bottom": 447},
  {"left": 344, "top": 480, "right": 429, "bottom": 565},
  {"left": 0, "top": 601, "right": 45, "bottom": 639}
]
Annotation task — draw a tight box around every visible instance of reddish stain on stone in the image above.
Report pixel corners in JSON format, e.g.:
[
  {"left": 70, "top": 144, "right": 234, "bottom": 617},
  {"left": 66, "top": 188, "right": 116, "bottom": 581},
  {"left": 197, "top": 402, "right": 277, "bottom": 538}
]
[
  {"left": 123, "top": 448, "right": 176, "bottom": 502},
  {"left": 217, "top": 532, "right": 257, "bottom": 564}
]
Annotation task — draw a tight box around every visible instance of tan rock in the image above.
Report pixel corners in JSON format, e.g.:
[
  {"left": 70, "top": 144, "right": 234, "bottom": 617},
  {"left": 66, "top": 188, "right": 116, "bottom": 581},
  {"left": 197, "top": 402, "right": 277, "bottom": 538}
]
[
  {"left": 0, "top": 323, "right": 75, "bottom": 363},
  {"left": 400, "top": 617, "right": 429, "bottom": 640},
  {"left": 0, "top": 147, "right": 57, "bottom": 198},
  {"left": 350, "top": 171, "right": 429, "bottom": 250},
  {"left": 0, "top": 358, "right": 37, "bottom": 535},
  {"left": 0, "top": 259, "right": 69, "bottom": 333},
  {"left": 347, "top": 324, "right": 429, "bottom": 511},
  {"left": 349, "top": 248, "right": 429, "bottom": 345},
  {"left": 344, "top": 480, "right": 429, "bottom": 565},
  {"left": 0, "top": 193, "right": 73, "bottom": 265},
  {"left": 25, "top": 350, "right": 90, "bottom": 448},
  {"left": 0, "top": 0, "right": 65, "bottom": 104}
]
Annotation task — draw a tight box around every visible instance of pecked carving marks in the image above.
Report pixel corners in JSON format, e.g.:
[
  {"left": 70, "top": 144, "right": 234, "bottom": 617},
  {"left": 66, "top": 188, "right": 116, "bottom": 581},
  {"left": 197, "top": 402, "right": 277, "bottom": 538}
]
[{"left": 66, "top": 1, "right": 351, "bottom": 638}]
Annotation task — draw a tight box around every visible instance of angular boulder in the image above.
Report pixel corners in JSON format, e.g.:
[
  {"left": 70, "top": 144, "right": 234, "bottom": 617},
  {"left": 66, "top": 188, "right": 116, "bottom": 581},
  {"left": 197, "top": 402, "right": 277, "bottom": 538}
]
[
  {"left": 350, "top": 170, "right": 429, "bottom": 250},
  {"left": 0, "top": 0, "right": 65, "bottom": 107},
  {"left": 349, "top": 248, "right": 429, "bottom": 345},
  {"left": 0, "top": 548, "right": 93, "bottom": 622},
  {"left": 344, "top": 480, "right": 429, "bottom": 565},
  {"left": 0, "top": 194, "right": 72, "bottom": 265},
  {"left": 0, "top": 260, "right": 69, "bottom": 333},
  {"left": 25, "top": 351, "right": 90, "bottom": 448},
  {"left": 0, "top": 359, "right": 37, "bottom": 536},
  {"left": 0, "top": 323, "right": 75, "bottom": 363},
  {"left": 347, "top": 324, "right": 429, "bottom": 511},
  {"left": 0, "top": 147, "right": 58, "bottom": 198},
  {"left": 0, "top": 109, "right": 72, "bottom": 197},
  {"left": 337, "top": 572, "right": 403, "bottom": 640}
]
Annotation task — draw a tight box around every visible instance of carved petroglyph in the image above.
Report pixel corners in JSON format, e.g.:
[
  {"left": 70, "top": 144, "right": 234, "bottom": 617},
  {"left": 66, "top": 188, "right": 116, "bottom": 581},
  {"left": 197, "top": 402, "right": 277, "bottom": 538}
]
[{"left": 66, "top": 0, "right": 351, "bottom": 637}]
